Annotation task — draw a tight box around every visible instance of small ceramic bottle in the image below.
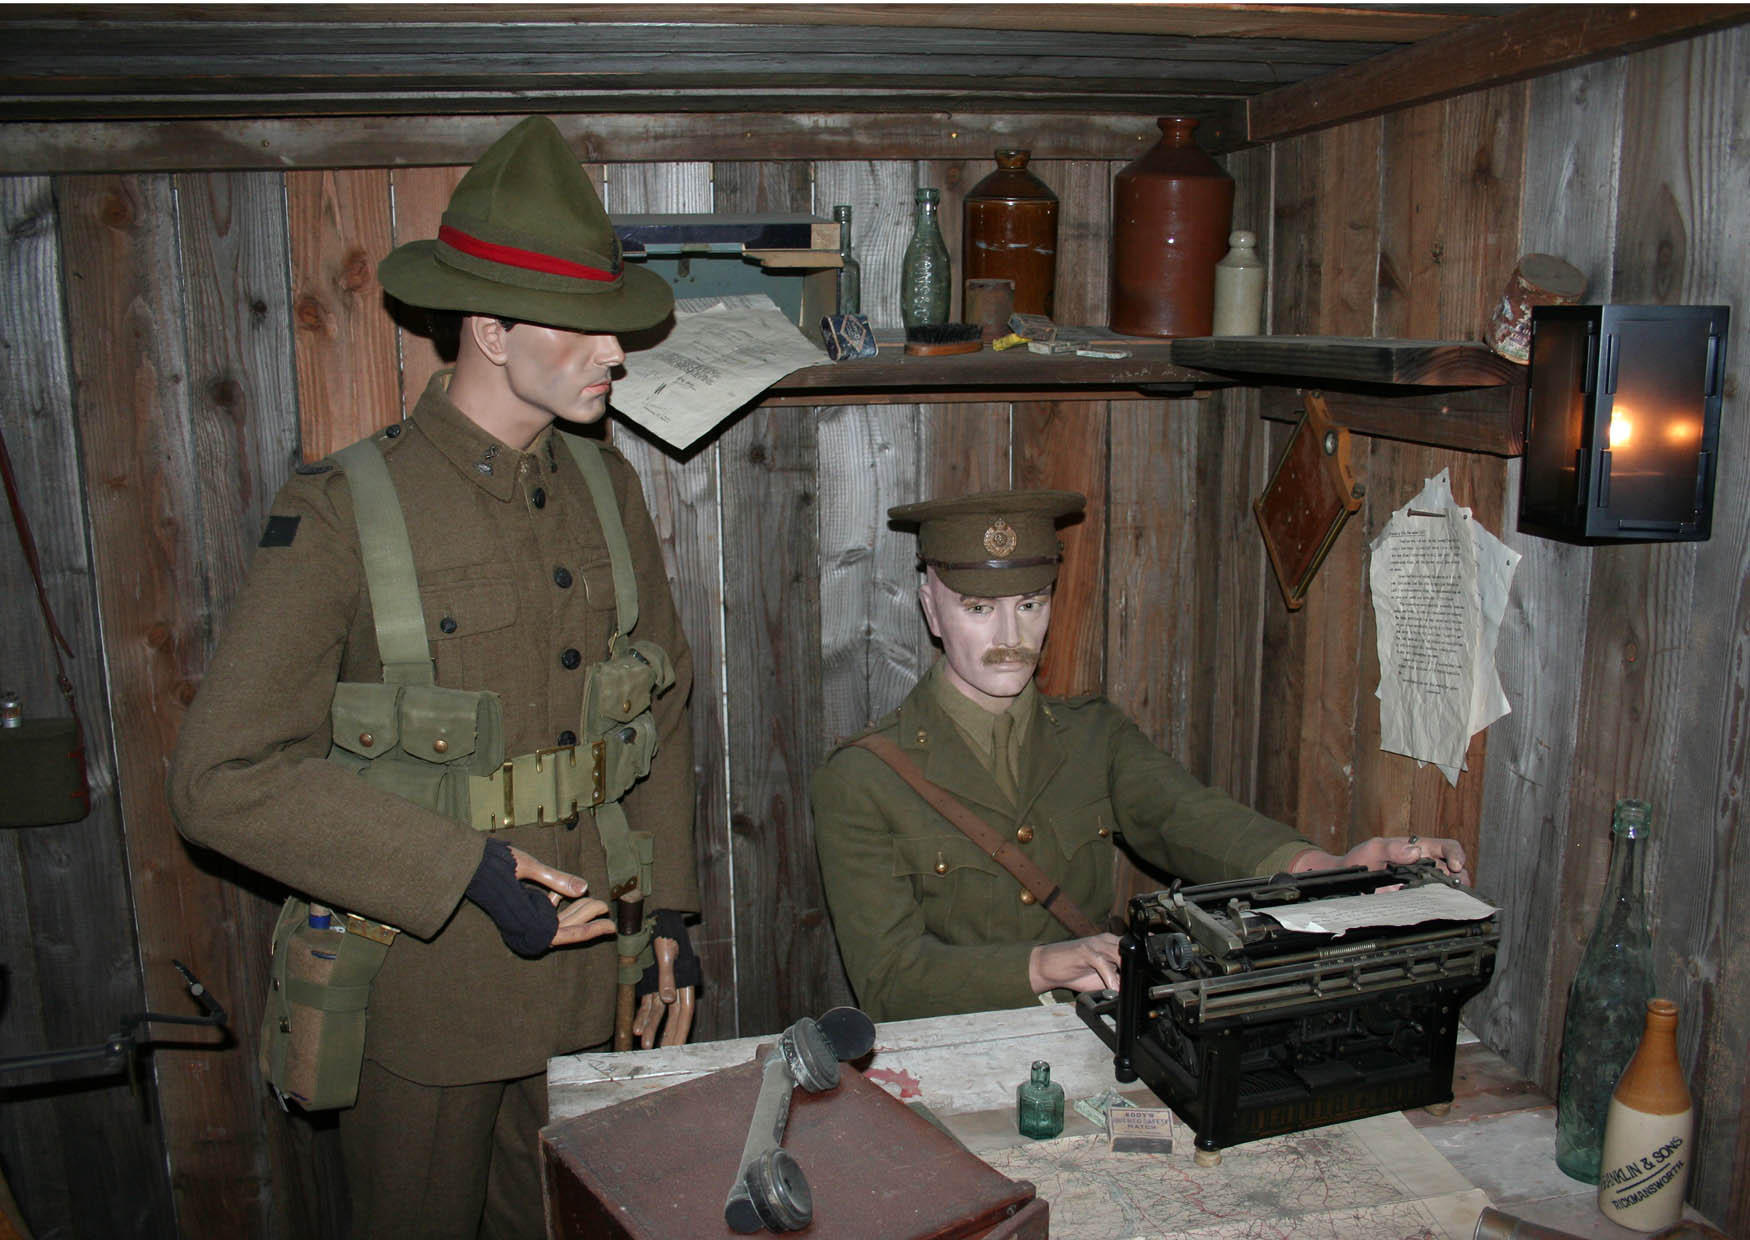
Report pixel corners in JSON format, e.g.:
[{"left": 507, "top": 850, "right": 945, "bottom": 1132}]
[
  {"left": 1211, "top": 230, "right": 1265, "bottom": 336},
  {"left": 1016, "top": 1060, "right": 1065, "bottom": 1139},
  {"left": 1597, "top": 999, "right": 1693, "bottom": 1231}
]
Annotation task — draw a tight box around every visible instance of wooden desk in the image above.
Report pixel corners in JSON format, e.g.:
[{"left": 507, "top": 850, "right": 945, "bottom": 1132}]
[{"left": 546, "top": 1005, "right": 1704, "bottom": 1240}]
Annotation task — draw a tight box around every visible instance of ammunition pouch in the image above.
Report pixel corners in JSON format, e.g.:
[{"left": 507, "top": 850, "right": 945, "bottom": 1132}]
[
  {"left": 259, "top": 898, "right": 396, "bottom": 1111},
  {"left": 328, "top": 681, "right": 507, "bottom": 820}
]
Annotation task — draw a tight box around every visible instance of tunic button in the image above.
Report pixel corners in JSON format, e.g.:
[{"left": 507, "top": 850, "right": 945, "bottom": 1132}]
[
  {"left": 560, "top": 648, "right": 582, "bottom": 670},
  {"left": 432, "top": 738, "right": 449, "bottom": 754},
  {"left": 557, "top": 730, "right": 578, "bottom": 747},
  {"left": 1019, "top": 889, "right": 1037, "bottom": 906},
  {"left": 383, "top": 423, "right": 402, "bottom": 439},
  {"left": 1097, "top": 826, "right": 1110, "bottom": 838},
  {"left": 1015, "top": 825, "right": 1034, "bottom": 844},
  {"left": 532, "top": 487, "right": 546, "bottom": 509},
  {"left": 915, "top": 729, "right": 928, "bottom": 745},
  {"left": 439, "top": 616, "right": 457, "bottom": 634},
  {"left": 934, "top": 851, "right": 948, "bottom": 876},
  {"left": 358, "top": 732, "right": 374, "bottom": 748},
  {"left": 554, "top": 566, "right": 573, "bottom": 589}
]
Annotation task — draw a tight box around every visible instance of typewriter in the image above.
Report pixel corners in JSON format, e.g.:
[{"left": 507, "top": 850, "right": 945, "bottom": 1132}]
[{"left": 1077, "top": 861, "right": 1498, "bottom": 1161}]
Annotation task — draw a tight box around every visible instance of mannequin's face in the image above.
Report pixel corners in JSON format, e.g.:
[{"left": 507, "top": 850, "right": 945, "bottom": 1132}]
[{"left": 918, "top": 569, "right": 1053, "bottom": 712}]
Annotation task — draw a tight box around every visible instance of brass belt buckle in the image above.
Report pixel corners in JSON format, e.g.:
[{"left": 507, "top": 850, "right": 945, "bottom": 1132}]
[
  {"left": 499, "top": 758, "right": 516, "bottom": 830},
  {"left": 533, "top": 744, "right": 581, "bottom": 825}
]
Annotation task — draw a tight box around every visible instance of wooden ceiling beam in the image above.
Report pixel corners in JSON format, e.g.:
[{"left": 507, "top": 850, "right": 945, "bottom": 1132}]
[
  {"left": 12, "top": 3, "right": 1477, "bottom": 43},
  {"left": 1247, "top": 3, "right": 1750, "bottom": 142}
]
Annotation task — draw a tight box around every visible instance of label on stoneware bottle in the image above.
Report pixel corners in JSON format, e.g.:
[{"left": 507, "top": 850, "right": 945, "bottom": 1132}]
[{"left": 1596, "top": 1101, "right": 1692, "bottom": 1231}]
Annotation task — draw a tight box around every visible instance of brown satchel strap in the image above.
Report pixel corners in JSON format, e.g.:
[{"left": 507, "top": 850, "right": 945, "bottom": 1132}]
[
  {"left": 851, "top": 732, "right": 1101, "bottom": 939},
  {"left": 0, "top": 423, "right": 80, "bottom": 719}
]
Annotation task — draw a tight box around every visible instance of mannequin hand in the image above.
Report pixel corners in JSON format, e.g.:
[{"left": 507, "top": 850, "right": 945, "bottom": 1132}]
[{"left": 1028, "top": 933, "right": 1122, "bottom": 994}]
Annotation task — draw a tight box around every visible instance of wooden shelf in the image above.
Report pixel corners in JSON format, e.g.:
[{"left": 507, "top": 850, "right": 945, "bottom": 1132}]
[
  {"left": 757, "top": 330, "right": 1527, "bottom": 456},
  {"left": 1170, "top": 335, "right": 1528, "bottom": 456},
  {"left": 763, "top": 331, "right": 1211, "bottom": 406},
  {"left": 1169, "top": 335, "right": 1524, "bottom": 386}
]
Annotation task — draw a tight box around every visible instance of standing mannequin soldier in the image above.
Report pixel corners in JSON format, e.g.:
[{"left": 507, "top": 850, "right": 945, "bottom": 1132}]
[
  {"left": 170, "top": 116, "right": 699, "bottom": 1238},
  {"left": 811, "top": 489, "right": 1469, "bottom": 1021}
]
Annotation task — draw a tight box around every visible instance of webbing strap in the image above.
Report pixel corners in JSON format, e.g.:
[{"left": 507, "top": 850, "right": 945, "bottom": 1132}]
[
  {"left": 559, "top": 433, "right": 639, "bottom": 644},
  {"left": 335, "top": 439, "right": 433, "bottom": 686},
  {"left": 851, "top": 733, "right": 1102, "bottom": 939}
]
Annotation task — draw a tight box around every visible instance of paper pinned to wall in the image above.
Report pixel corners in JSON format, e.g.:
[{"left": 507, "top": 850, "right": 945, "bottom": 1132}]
[
  {"left": 609, "top": 293, "right": 827, "bottom": 449},
  {"left": 1369, "top": 470, "right": 1521, "bottom": 786}
]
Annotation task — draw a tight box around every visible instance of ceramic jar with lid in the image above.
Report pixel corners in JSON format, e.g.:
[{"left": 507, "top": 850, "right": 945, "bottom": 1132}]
[{"left": 963, "top": 149, "right": 1059, "bottom": 318}]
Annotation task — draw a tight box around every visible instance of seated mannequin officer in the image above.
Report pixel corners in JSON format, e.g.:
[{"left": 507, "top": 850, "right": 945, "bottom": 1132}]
[{"left": 810, "top": 489, "right": 1469, "bottom": 1022}]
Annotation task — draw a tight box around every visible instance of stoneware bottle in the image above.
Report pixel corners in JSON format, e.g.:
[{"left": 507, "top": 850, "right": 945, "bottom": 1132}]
[
  {"left": 1212, "top": 229, "right": 1265, "bottom": 336},
  {"left": 963, "top": 149, "right": 1058, "bottom": 318},
  {"left": 1109, "top": 116, "right": 1234, "bottom": 337},
  {"left": 1597, "top": 999, "right": 1693, "bottom": 1231}
]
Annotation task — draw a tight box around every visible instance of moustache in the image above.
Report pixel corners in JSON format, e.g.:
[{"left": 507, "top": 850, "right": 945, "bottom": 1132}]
[{"left": 982, "top": 645, "right": 1040, "bottom": 667}]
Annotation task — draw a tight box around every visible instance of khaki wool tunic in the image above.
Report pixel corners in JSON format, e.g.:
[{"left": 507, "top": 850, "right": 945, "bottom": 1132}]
[
  {"left": 811, "top": 661, "right": 1313, "bottom": 1021},
  {"left": 169, "top": 373, "right": 696, "bottom": 1085}
]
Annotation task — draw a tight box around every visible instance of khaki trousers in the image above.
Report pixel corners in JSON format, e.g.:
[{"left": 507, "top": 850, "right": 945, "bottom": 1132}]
[{"left": 340, "top": 1058, "right": 547, "bottom": 1240}]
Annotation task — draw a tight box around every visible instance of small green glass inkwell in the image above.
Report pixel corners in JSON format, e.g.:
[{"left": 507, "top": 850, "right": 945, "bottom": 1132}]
[{"left": 1016, "top": 1060, "right": 1065, "bottom": 1139}]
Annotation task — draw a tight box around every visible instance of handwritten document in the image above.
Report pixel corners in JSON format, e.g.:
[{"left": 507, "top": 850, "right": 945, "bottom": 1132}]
[
  {"left": 610, "top": 294, "right": 827, "bottom": 449},
  {"left": 1257, "top": 884, "right": 1497, "bottom": 937},
  {"left": 1369, "top": 470, "right": 1520, "bottom": 785}
]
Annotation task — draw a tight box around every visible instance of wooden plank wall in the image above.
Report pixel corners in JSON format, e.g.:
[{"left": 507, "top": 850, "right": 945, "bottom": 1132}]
[
  {"left": 0, "top": 24, "right": 1745, "bottom": 1234},
  {"left": 1258, "top": 27, "right": 1749, "bottom": 1233}
]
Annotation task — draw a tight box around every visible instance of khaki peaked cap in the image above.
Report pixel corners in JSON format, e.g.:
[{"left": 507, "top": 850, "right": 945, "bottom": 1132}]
[
  {"left": 890, "top": 489, "right": 1085, "bottom": 596},
  {"left": 378, "top": 115, "right": 673, "bottom": 333}
]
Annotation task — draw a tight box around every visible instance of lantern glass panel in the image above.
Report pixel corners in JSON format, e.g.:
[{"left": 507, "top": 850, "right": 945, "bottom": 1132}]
[{"left": 1519, "top": 304, "right": 1728, "bottom": 543}]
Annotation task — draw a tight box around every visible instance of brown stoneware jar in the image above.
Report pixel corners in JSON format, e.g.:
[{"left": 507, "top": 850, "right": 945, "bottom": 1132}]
[
  {"left": 1110, "top": 116, "right": 1234, "bottom": 337},
  {"left": 963, "top": 149, "right": 1059, "bottom": 318}
]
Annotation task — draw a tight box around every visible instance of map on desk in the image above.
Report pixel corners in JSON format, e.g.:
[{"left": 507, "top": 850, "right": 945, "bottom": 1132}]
[{"left": 978, "top": 1112, "right": 1490, "bottom": 1240}]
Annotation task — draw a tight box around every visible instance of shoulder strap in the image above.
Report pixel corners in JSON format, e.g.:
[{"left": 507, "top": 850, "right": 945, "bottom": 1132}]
[
  {"left": 559, "top": 433, "right": 638, "bottom": 644},
  {"left": 334, "top": 439, "right": 433, "bottom": 686},
  {"left": 851, "top": 733, "right": 1102, "bottom": 939}
]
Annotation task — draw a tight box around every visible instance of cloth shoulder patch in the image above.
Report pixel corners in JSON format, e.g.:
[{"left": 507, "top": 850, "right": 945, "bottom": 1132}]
[{"left": 259, "top": 514, "right": 301, "bottom": 548}]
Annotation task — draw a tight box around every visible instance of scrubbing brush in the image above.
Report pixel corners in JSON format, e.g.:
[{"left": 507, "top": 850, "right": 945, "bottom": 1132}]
[{"left": 903, "top": 323, "right": 983, "bottom": 356}]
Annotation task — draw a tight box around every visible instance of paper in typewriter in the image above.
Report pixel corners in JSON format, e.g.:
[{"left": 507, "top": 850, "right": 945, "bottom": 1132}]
[
  {"left": 1254, "top": 883, "right": 1496, "bottom": 938},
  {"left": 980, "top": 1111, "right": 1489, "bottom": 1240}
]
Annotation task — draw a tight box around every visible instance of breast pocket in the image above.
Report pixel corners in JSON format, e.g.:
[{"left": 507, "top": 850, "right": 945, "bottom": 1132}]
[
  {"left": 418, "top": 569, "right": 520, "bottom": 687},
  {"left": 890, "top": 834, "right": 1010, "bottom": 943},
  {"left": 1046, "top": 795, "right": 1119, "bottom": 908}
]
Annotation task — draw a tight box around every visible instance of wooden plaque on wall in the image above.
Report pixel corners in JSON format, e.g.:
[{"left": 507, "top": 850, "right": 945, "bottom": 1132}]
[{"left": 1254, "top": 392, "right": 1364, "bottom": 610}]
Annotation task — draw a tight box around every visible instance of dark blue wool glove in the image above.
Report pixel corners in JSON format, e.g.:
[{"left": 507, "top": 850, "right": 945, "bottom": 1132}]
[
  {"left": 636, "top": 909, "right": 702, "bottom": 997},
  {"left": 464, "top": 837, "right": 557, "bottom": 959}
]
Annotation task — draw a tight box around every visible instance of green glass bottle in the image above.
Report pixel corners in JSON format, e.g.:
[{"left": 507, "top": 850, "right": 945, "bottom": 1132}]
[
  {"left": 832, "top": 204, "right": 861, "bottom": 316},
  {"left": 900, "top": 187, "right": 950, "bottom": 328},
  {"left": 1016, "top": 1059, "right": 1065, "bottom": 1139},
  {"left": 1554, "top": 798, "right": 1656, "bottom": 1183}
]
